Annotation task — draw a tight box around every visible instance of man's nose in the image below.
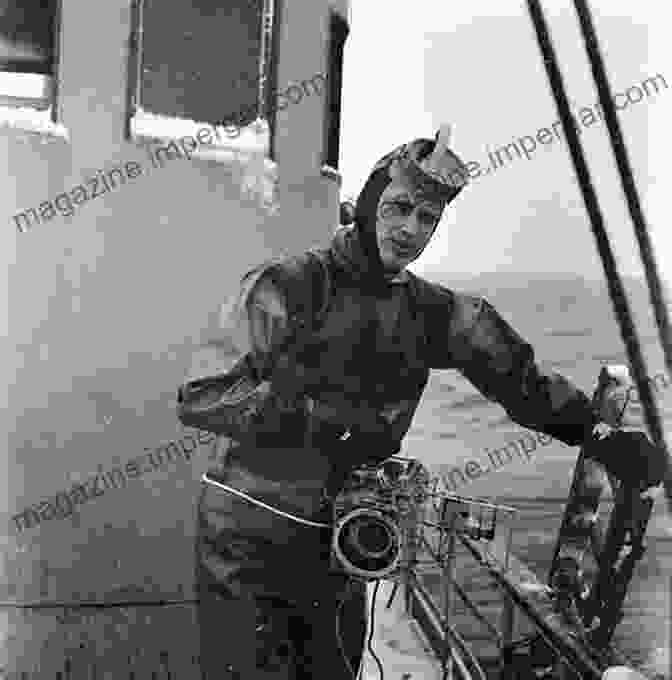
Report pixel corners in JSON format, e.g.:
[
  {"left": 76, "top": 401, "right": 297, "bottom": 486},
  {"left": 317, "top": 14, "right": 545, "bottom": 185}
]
[{"left": 399, "top": 210, "right": 422, "bottom": 237}]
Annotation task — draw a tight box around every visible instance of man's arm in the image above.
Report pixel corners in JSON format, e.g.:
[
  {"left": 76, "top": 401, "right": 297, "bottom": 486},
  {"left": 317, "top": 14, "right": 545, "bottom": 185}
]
[
  {"left": 457, "top": 299, "right": 669, "bottom": 489},
  {"left": 440, "top": 295, "right": 598, "bottom": 446}
]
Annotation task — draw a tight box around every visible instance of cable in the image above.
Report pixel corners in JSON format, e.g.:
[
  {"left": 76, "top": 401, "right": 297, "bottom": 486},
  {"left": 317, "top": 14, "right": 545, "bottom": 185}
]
[
  {"left": 335, "top": 578, "right": 359, "bottom": 680},
  {"left": 572, "top": 0, "right": 672, "bottom": 387},
  {"left": 524, "top": 0, "right": 671, "bottom": 510},
  {"left": 335, "top": 578, "right": 386, "bottom": 680},
  {"left": 571, "top": 0, "right": 672, "bottom": 507},
  {"left": 201, "top": 473, "right": 331, "bottom": 529},
  {"left": 367, "top": 579, "right": 384, "bottom": 680}
]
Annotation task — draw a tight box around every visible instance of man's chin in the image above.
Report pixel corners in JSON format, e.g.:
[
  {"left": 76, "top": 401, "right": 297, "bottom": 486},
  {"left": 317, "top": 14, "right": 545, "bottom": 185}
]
[
  {"left": 379, "top": 243, "right": 418, "bottom": 274},
  {"left": 381, "top": 257, "right": 410, "bottom": 276}
]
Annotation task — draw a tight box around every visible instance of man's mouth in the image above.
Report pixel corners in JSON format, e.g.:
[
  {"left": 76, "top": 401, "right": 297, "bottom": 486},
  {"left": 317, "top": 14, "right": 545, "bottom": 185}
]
[{"left": 389, "top": 240, "right": 415, "bottom": 256}]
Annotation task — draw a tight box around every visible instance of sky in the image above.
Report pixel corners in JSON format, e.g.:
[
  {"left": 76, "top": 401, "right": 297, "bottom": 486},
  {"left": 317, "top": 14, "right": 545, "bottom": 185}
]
[{"left": 339, "top": 0, "right": 672, "bottom": 283}]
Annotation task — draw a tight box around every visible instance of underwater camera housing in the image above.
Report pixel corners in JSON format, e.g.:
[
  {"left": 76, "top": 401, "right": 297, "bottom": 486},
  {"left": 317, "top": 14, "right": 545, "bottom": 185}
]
[{"left": 330, "top": 456, "right": 431, "bottom": 581}]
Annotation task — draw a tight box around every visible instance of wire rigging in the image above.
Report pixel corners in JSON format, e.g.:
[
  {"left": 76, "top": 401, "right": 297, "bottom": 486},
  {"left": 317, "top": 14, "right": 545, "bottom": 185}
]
[
  {"left": 571, "top": 0, "right": 672, "bottom": 502},
  {"left": 524, "top": 0, "right": 672, "bottom": 513}
]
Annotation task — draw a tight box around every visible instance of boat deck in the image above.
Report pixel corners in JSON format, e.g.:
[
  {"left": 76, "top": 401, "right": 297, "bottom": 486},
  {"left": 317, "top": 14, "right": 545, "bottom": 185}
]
[
  {"left": 0, "top": 562, "right": 656, "bottom": 679},
  {"left": 0, "top": 581, "right": 448, "bottom": 679}
]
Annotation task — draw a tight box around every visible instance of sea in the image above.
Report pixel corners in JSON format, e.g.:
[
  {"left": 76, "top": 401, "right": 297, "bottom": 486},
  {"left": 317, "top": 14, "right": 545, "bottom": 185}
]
[{"left": 401, "top": 272, "right": 672, "bottom": 678}]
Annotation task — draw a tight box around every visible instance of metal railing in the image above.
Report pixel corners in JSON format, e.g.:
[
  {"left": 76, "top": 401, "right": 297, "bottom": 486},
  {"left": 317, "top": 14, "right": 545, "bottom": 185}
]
[{"left": 398, "top": 490, "right": 632, "bottom": 680}]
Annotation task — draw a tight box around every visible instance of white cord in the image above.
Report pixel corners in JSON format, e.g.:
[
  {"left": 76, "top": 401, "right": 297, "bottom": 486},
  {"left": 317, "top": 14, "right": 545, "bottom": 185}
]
[{"left": 201, "top": 473, "right": 331, "bottom": 529}]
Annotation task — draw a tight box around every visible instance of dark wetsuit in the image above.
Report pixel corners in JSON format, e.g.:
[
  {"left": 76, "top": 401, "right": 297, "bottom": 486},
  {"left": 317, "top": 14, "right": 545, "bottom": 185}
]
[{"left": 192, "top": 224, "right": 599, "bottom": 679}]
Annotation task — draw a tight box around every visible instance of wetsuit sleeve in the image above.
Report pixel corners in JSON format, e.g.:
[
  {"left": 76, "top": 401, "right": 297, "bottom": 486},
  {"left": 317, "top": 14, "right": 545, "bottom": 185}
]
[
  {"left": 227, "top": 271, "right": 293, "bottom": 378},
  {"left": 444, "top": 296, "right": 598, "bottom": 446},
  {"left": 185, "top": 265, "right": 292, "bottom": 385}
]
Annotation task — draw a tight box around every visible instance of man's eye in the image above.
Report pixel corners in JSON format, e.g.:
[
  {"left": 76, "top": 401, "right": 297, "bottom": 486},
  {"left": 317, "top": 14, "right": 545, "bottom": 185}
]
[
  {"left": 395, "top": 202, "right": 414, "bottom": 214},
  {"left": 419, "top": 212, "right": 439, "bottom": 225}
]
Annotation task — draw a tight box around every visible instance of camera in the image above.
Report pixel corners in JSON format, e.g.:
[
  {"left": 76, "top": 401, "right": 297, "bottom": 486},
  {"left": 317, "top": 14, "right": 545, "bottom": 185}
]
[{"left": 329, "top": 456, "right": 430, "bottom": 581}]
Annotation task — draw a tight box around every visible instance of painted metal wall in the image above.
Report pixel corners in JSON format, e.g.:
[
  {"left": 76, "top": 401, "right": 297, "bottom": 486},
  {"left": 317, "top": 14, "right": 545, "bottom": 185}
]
[{"left": 0, "top": 0, "right": 348, "bottom": 675}]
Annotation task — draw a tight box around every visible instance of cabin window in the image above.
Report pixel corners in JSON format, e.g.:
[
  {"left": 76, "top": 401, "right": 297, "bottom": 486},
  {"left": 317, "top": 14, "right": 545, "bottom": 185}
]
[
  {"left": 128, "top": 0, "right": 277, "bottom": 159},
  {"left": 0, "top": 0, "right": 66, "bottom": 134},
  {"left": 322, "top": 11, "right": 348, "bottom": 171}
]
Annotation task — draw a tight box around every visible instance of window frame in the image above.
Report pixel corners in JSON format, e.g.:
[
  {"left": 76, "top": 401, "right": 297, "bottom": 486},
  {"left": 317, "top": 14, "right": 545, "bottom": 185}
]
[
  {"left": 265, "top": 0, "right": 282, "bottom": 161},
  {"left": 0, "top": 0, "right": 65, "bottom": 132},
  {"left": 321, "top": 10, "right": 349, "bottom": 174},
  {"left": 126, "top": 0, "right": 279, "bottom": 161}
]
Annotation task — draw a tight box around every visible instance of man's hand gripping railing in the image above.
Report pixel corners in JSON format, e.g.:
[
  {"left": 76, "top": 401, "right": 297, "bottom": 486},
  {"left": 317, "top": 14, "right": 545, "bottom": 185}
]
[{"left": 550, "top": 365, "right": 667, "bottom": 647}]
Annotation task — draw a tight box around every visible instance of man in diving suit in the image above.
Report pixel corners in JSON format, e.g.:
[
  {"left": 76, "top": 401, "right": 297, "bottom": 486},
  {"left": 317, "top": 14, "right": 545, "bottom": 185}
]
[{"left": 189, "top": 125, "right": 665, "bottom": 679}]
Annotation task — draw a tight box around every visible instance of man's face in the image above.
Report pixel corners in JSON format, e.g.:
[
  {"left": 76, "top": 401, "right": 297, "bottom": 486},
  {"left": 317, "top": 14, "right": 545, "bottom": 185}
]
[{"left": 375, "top": 181, "right": 443, "bottom": 274}]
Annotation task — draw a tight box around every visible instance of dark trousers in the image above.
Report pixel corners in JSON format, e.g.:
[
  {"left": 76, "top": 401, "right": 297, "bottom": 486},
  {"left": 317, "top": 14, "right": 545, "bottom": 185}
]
[{"left": 195, "top": 481, "right": 367, "bottom": 679}]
